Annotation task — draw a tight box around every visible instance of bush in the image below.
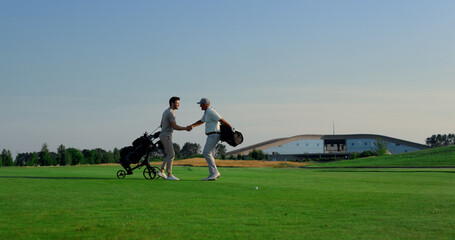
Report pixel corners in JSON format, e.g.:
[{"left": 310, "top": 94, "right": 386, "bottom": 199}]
[
  {"left": 149, "top": 157, "right": 164, "bottom": 162},
  {"left": 181, "top": 143, "right": 201, "bottom": 158},
  {"left": 248, "top": 149, "right": 267, "bottom": 160},
  {"left": 374, "top": 138, "right": 389, "bottom": 156},
  {"left": 359, "top": 151, "right": 376, "bottom": 158}
]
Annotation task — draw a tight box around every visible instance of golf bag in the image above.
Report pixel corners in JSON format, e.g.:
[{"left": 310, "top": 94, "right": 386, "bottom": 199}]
[
  {"left": 119, "top": 132, "right": 161, "bottom": 172},
  {"left": 220, "top": 123, "right": 243, "bottom": 147}
]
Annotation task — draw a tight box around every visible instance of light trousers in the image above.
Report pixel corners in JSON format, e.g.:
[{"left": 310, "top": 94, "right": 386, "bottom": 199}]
[
  {"left": 159, "top": 135, "right": 175, "bottom": 173},
  {"left": 203, "top": 134, "right": 221, "bottom": 176}
]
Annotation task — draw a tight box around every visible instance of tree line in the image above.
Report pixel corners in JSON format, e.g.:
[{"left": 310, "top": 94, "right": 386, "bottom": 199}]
[
  {"left": 1, "top": 142, "right": 228, "bottom": 167},
  {"left": 4, "top": 133, "right": 451, "bottom": 167},
  {"left": 426, "top": 134, "right": 455, "bottom": 147}
]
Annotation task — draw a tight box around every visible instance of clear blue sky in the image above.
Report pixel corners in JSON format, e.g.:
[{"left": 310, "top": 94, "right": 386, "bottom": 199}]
[{"left": 1, "top": 0, "right": 454, "bottom": 155}]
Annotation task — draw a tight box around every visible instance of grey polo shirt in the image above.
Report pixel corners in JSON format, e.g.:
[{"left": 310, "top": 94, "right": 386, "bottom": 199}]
[{"left": 160, "top": 107, "right": 176, "bottom": 138}]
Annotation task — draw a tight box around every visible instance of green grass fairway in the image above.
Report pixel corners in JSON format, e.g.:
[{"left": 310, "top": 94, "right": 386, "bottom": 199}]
[
  {"left": 309, "top": 145, "right": 455, "bottom": 168},
  {"left": 1, "top": 165, "right": 454, "bottom": 239}
]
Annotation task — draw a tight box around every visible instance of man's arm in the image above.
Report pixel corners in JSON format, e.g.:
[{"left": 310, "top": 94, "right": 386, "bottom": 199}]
[
  {"left": 170, "top": 121, "right": 190, "bottom": 131},
  {"left": 219, "top": 118, "right": 231, "bottom": 128},
  {"left": 190, "top": 120, "right": 204, "bottom": 129}
]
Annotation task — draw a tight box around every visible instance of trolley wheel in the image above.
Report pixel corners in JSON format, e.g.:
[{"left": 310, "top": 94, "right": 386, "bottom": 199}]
[
  {"left": 153, "top": 166, "right": 161, "bottom": 179},
  {"left": 117, "top": 170, "right": 127, "bottom": 179},
  {"left": 143, "top": 166, "right": 157, "bottom": 180}
]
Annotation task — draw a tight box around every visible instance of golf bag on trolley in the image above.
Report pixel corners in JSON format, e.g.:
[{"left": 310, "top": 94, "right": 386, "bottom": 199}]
[{"left": 119, "top": 132, "right": 163, "bottom": 174}]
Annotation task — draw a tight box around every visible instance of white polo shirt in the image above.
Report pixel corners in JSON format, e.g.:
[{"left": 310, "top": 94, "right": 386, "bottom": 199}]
[{"left": 201, "top": 107, "right": 222, "bottom": 134}]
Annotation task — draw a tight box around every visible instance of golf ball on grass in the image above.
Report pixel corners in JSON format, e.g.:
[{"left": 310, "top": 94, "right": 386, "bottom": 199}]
[{"left": 255, "top": 187, "right": 258, "bottom": 190}]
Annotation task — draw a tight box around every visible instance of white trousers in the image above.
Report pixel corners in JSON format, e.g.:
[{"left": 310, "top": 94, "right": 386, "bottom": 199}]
[
  {"left": 159, "top": 135, "right": 175, "bottom": 173},
  {"left": 203, "top": 134, "right": 221, "bottom": 176}
]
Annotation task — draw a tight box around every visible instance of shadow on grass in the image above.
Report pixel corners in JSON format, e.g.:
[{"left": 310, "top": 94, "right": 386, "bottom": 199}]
[
  {"left": 0, "top": 176, "right": 206, "bottom": 181},
  {"left": 0, "top": 176, "right": 146, "bottom": 180},
  {"left": 312, "top": 169, "right": 455, "bottom": 173}
]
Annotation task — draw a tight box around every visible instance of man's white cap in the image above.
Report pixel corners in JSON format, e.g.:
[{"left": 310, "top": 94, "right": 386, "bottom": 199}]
[{"left": 197, "top": 98, "right": 210, "bottom": 105}]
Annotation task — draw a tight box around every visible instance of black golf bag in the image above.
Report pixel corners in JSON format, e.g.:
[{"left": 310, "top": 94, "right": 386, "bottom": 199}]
[
  {"left": 119, "top": 132, "right": 161, "bottom": 172},
  {"left": 220, "top": 124, "right": 244, "bottom": 147}
]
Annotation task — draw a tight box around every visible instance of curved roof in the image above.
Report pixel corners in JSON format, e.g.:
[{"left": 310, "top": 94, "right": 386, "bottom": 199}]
[{"left": 226, "top": 134, "right": 429, "bottom": 156}]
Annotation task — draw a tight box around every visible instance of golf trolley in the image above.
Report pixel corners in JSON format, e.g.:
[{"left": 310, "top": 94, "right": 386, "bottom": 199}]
[{"left": 116, "top": 130, "right": 163, "bottom": 180}]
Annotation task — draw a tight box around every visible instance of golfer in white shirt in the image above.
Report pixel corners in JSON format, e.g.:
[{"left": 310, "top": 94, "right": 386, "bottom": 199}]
[{"left": 189, "top": 98, "right": 232, "bottom": 181}]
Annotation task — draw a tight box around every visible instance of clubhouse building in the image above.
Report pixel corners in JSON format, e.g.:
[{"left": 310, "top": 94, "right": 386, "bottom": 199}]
[{"left": 226, "top": 134, "right": 430, "bottom": 161}]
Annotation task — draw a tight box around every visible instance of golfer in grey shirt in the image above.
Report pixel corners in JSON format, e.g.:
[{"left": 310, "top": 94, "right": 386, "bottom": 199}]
[
  {"left": 158, "top": 96, "right": 191, "bottom": 180},
  {"left": 189, "top": 98, "right": 232, "bottom": 181}
]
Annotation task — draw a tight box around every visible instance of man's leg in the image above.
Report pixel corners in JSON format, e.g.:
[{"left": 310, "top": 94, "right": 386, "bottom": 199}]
[
  {"left": 159, "top": 135, "right": 175, "bottom": 177},
  {"left": 203, "top": 134, "right": 221, "bottom": 176}
]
